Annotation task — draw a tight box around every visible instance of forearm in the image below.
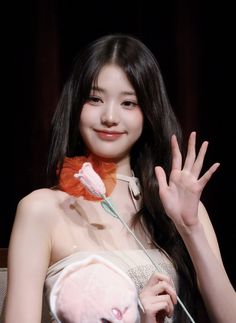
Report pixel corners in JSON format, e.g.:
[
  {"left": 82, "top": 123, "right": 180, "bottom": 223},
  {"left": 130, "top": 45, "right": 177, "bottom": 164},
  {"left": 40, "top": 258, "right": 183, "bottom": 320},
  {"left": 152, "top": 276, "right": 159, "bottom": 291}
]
[
  {"left": 178, "top": 221, "right": 236, "bottom": 323},
  {"left": 6, "top": 285, "right": 47, "bottom": 322}
]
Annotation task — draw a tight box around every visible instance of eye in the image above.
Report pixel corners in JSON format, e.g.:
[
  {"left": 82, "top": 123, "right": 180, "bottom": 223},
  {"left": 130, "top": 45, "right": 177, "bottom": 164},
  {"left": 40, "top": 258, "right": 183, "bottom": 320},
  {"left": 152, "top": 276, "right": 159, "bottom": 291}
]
[
  {"left": 122, "top": 100, "right": 138, "bottom": 109},
  {"left": 87, "top": 96, "right": 103, "bottom": 106}
]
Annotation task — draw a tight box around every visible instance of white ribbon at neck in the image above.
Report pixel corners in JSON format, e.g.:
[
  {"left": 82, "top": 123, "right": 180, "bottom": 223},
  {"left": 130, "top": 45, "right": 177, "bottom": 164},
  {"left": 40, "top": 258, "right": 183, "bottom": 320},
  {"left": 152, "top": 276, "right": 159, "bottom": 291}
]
[{"left": 116, "top": 174, "right": 141, "bottom": 198}]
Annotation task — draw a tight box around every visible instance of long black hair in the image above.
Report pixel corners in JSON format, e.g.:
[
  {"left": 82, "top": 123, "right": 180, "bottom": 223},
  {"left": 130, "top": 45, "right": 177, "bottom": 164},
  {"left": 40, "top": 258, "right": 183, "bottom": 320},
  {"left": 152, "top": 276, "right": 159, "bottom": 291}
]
[{"left": 47, "top": 34, "right": 207, "bottom": 322}]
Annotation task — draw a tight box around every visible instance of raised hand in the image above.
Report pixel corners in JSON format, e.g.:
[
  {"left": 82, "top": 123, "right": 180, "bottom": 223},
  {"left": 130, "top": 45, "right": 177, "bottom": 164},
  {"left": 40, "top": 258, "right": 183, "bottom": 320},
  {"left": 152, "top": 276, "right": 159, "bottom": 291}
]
[{"left": 155, "top": 132, "right": 220, "bottom": 230}]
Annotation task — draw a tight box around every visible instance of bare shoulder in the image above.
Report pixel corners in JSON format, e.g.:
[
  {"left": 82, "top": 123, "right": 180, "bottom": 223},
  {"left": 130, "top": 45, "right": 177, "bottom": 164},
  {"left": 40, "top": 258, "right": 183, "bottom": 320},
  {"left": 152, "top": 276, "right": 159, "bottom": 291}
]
[
  {"left": 16, "top": 188, "right": 69, "bottom": 223},
  {"left": 19, "top": 187, "right": 65, "bottom": 204}
]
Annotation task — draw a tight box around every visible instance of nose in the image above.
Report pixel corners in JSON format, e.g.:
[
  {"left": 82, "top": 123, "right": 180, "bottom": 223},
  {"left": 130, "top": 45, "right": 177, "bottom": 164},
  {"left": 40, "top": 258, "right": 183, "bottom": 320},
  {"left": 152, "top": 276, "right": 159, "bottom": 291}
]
[{"left": 101, "top": 102, "right": 119, "bottom": 126}]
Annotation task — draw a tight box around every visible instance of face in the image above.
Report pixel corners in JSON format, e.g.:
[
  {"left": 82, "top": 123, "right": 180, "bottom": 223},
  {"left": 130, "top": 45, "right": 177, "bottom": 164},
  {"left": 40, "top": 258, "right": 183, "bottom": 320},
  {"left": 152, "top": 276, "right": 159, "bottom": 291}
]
[{"left": 79, "top": 64, "right": 143, "bottom": 162}]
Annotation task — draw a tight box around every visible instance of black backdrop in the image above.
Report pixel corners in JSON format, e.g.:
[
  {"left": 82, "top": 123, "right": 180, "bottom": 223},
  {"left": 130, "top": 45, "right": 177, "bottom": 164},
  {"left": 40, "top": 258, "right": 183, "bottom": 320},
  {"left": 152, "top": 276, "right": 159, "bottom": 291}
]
[{"left": 2, "top": 0, "right": 235, "bottom": 288}]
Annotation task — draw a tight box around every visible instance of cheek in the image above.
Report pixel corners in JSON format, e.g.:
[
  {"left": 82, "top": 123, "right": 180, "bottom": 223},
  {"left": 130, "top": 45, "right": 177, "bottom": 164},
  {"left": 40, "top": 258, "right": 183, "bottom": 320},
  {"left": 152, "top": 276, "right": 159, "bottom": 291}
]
[
  {"left": 79, "top": 106, "right": 96, "bottom": 129},
  {"left": 79, "top": 108, "right": 90, "bottom": 139},
  {"left": 80, "top": 105, "right": 89, "bottom": 121},
  {"left": 129, "top": 110, "right": 143, "bottom": 135}
]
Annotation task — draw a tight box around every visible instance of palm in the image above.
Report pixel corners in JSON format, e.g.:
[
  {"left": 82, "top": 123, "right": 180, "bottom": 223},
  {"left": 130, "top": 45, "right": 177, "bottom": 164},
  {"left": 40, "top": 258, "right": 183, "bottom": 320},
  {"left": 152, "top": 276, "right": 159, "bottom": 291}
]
[{"left": 155, "top": 132, "right": 219, "bottom": 228}]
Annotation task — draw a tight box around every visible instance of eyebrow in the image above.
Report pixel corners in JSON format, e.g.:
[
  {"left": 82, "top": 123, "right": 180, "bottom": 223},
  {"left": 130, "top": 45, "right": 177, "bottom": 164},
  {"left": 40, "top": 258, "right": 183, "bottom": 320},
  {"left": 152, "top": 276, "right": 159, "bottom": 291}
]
[{"left": 91, "top": 86, "right": 136, "bottom": 96}]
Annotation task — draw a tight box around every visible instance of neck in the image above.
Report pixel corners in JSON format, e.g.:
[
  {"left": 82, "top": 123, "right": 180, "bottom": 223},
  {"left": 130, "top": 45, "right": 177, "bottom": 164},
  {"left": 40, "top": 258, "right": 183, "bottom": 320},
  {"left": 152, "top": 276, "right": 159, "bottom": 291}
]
[
  {"left": 88, "top": 153, "right": 132, "bottom": 176},
  {"left": 109, "top": 155, "right": 132, "bottom": 176},
  {"left": 116, "top": 161, "right": 132, "bottom": 176}
]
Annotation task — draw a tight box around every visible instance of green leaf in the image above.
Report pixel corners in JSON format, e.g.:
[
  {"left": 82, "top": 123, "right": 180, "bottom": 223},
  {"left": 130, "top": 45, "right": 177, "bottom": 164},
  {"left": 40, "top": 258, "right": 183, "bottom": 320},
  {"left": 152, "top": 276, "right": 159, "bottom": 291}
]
[{"left": 101, "top": 197, "right": 118, "bottom": 218}]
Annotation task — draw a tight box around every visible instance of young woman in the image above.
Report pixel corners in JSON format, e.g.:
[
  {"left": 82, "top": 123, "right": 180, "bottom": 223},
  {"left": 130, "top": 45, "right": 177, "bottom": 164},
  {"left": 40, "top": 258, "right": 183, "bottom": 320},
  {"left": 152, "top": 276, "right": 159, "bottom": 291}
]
[{"left": 5, "top": 34, "right": 236, "bottom": 323}]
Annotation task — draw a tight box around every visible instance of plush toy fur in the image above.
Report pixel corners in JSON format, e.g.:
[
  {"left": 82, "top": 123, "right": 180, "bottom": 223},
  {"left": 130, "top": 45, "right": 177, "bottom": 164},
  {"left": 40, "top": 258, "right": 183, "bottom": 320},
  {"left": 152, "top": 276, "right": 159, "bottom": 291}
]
[{"left": 49, "top": 255, "right": 141, "bottom": 323}]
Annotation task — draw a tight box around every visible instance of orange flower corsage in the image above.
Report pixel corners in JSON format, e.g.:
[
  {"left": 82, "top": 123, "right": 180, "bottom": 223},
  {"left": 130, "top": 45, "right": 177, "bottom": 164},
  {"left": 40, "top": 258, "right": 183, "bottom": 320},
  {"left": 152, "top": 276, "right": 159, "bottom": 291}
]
[{"left": 59, "top": 155, "right": 116, "bottom": 201}]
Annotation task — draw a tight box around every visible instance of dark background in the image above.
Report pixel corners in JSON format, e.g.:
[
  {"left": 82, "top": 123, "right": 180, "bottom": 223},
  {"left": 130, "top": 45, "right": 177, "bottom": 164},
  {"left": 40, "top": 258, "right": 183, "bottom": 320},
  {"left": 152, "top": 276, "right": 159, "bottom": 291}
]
[{"left": 2, "top": 0, "right": 235, "bottom": 288}]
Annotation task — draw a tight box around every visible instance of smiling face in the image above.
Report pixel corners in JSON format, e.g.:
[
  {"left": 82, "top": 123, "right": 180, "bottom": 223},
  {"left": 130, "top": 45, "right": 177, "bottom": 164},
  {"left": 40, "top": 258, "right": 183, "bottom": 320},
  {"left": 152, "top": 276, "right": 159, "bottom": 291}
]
[{"left": 79, "top": 64, "right": 143, "bottom": 163}]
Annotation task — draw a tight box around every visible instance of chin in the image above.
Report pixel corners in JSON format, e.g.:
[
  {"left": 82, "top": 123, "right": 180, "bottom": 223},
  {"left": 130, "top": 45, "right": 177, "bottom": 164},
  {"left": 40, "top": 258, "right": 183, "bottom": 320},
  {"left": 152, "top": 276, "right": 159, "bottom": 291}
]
[{"left": 88, "top": 150, "right": 129, "bottom": 163}]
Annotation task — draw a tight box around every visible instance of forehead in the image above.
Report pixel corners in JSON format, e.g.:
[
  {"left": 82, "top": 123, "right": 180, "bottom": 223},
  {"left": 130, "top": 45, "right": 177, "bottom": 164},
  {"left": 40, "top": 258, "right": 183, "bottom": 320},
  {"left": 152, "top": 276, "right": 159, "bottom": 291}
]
[{"left": 94, "top": 64, "right": 134, "bottom": 92}]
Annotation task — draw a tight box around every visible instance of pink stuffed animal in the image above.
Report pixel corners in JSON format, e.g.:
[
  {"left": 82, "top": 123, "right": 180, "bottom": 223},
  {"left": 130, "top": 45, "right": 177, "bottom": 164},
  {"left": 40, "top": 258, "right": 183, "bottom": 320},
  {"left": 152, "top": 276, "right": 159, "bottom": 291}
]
[{"left": 49, "top": 255, "right": 141, "bottom": 323}]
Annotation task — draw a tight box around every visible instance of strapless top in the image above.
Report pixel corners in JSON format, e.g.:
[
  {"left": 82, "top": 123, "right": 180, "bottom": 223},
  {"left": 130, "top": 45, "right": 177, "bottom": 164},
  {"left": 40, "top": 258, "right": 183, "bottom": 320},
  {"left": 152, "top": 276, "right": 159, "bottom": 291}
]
[{"left": 44, "top": 249, "right": 178, "bottom": 322}]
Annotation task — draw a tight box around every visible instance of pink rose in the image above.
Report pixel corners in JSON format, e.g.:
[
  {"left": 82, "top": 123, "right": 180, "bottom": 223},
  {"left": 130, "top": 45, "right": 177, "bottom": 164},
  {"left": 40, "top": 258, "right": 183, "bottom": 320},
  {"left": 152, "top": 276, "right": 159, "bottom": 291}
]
[{"left": 74, "top": 162, "right": 106, "bottom": 198}]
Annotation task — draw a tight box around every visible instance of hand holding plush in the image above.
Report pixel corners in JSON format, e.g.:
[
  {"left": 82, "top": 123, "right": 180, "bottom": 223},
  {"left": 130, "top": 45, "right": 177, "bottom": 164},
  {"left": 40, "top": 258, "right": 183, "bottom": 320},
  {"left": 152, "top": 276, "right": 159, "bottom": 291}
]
[{"left": 49, "top": 255, "right": 140, "bottom": 323}]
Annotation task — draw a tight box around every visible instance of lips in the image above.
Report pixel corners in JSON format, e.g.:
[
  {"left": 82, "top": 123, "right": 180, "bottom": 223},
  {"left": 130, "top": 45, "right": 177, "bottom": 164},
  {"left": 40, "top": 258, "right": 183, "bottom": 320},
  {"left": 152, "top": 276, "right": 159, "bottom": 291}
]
[{"left": 94, "top": 129, "right": 125, "bottom": 141}]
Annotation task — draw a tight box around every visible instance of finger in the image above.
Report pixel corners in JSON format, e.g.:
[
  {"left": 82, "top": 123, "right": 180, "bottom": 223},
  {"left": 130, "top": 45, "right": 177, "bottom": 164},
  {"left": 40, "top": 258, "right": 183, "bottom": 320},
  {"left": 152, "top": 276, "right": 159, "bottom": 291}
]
[
  {"left": 141, "top": 297, "right": 174, "bottom": 320},
  {"left": 143, "top": 271, "right": 171, "bottom": 288},
  {"left": 198, "top": 162, "right": 220, "bottom": 188},
  {"left": 154, "top": 272, "right": 174, "bottom": 284},
  {"left": 155, "top": 166, "right": 168, "bottom": 192},
  {"left": 153, "top": 281, "right": 177, "bottom": 305},
  {"left": 155, "top": 294, "right": 175, "bottom": 318},
  {"left": 171, "top": 134, "right": 182, "bottom": 170},
  {"left": 191, "top": 140, "right": 208, "bottom": 178},
  {"left": 142, "top": 300, "right": 171, "bottom": 319},
  {"left": 143, "top": 271, "right": 163, "bottom": 288},
  {"left": 183, "top": 131, "right": 196, "bottom": 170},
  {"left": 146, "top": 294, "right": 175, "bottom": 318}
]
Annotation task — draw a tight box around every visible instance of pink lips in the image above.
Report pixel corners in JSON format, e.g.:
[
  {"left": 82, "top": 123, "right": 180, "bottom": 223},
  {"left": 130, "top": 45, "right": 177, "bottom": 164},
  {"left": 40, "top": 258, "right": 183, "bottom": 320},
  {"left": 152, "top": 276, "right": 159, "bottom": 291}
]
[{"left": 94, "top": 129, "right": 124, "bottom": 141}]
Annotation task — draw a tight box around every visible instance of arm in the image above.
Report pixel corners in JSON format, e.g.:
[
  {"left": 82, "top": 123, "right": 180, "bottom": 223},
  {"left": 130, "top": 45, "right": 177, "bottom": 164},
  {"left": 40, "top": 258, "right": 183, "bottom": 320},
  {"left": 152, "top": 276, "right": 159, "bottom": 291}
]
[
  {"left": 155, "top": 132, "right": 236, "bottom": 323},
  {"left": 5, "top": 189, "right": 52, "bottom": 323},
  {"left": 180, "top": 203, "right": 235, "bottom": 322}
]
